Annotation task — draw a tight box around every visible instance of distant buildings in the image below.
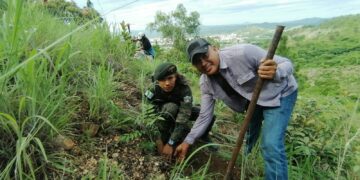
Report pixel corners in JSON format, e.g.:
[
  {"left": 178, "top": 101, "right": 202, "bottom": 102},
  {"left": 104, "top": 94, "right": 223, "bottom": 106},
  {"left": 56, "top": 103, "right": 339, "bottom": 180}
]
[
  {"left": 148, "top": 29, "right": 273, "bottom": 48},
  {"left": 208, "top": 33, "right": 246, "bottom": 46},
  {"left": 149, "top": 33, "right": 246, "bottom": 48}
]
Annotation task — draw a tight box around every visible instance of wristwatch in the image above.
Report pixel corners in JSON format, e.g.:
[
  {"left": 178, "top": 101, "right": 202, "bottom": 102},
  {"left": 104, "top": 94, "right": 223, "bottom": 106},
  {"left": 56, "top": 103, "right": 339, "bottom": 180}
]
[{"left": 167, "top": 139, "right": 175, "bottom": 146}]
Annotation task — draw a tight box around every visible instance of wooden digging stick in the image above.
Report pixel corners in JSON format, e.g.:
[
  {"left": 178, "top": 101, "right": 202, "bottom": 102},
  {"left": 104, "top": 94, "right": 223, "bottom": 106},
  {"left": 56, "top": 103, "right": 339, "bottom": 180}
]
[{"left": 224, "top": 25, "right": 285, "bottom": 180}]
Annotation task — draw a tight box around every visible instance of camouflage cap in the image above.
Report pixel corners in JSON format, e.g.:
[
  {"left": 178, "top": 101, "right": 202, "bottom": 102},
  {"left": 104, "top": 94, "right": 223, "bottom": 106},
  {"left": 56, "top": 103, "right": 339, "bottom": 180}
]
[{"left": 154, "top": 62, "right": 177, "bottom": 81}]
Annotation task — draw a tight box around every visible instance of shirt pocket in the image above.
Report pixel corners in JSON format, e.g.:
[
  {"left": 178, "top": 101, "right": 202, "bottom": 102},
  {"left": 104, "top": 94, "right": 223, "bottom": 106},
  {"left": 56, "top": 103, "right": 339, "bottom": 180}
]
[{"left": 236, "top": 72, "right": 255, "bottom": 85}]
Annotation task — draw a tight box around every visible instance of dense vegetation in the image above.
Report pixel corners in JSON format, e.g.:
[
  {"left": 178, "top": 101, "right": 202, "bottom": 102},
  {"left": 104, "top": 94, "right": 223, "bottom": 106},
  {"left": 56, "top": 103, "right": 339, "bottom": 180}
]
[{"left": 0, "top": 0, "right": 359, "bottom": 179}]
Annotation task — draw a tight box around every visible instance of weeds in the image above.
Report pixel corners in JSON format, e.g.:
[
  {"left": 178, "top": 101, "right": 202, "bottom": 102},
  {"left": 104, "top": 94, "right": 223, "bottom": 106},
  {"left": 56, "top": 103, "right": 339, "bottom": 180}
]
[
  {"left": 87, "top": 64, "right": 115, "bottom": 123},
  {"left": 170, "top": 143, "right": 221, "bottom": 179},
  {"left": 0, "top": 112, "right": 58, "bottom": 179},
  {"left": 336, "top": 97, "right": 360, "bottom": 179},
  {"left": 0, "top": 0, "right": 359, "bottom": 179}
]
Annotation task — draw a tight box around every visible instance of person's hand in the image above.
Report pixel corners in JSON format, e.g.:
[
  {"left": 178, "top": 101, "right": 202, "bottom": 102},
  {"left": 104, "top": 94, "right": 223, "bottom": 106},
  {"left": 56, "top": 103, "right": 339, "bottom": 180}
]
[
  {"left": 162, "top": 144, "right": 174, "bottom": 161},
  {"left": 258, "top": 59, "right": 277, "bottom": 79},
  {"left": 174, "top": 142, "right": 190, "bottom": 162},
  {"left": 155, "top": 139, "right": 164, "bottom": 154}
]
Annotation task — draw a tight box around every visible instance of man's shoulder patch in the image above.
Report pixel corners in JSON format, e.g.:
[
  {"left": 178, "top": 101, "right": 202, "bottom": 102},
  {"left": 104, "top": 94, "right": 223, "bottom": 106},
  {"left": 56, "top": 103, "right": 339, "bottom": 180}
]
[
  {"left": 183, "top": 96, "right": 192, "bottom": 103},
  {"left": 145, "top": 90, "right": 154, "bottom": 99}
]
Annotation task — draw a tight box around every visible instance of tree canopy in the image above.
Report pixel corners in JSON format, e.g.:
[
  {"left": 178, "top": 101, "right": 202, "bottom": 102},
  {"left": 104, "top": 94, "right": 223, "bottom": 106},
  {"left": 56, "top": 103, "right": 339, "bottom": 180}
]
[
  {"left": 45, "top": 0, "right": 102, "bottom": 24},
  {"left": 147, "top": 4, "right": 200, "bottom": 50}
]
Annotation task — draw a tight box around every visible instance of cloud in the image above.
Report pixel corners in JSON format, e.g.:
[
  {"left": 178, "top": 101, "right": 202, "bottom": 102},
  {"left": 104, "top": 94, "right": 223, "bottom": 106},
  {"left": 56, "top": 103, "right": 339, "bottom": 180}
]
[{"left": 72, "top": 0, "right": 360, "bottom": 30}]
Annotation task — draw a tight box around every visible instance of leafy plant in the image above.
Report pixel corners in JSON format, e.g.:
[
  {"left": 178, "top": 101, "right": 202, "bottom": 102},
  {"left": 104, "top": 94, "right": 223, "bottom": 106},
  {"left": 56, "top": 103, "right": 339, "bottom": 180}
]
[
  {"left": 0, "top": 111, "right": 58, "bottom": 179},
  {"left": 286, "top": 98, "right": 357, "bottom": 178},
  {"left": 120, "top": 130, "right": 142, "bottom": 143}
]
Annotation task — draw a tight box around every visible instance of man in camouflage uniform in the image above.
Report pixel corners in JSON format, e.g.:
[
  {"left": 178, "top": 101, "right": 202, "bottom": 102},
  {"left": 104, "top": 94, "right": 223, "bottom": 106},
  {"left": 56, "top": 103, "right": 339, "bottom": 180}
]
[{"left": 145, "top": 62, "right": 214, "bottom": 159}]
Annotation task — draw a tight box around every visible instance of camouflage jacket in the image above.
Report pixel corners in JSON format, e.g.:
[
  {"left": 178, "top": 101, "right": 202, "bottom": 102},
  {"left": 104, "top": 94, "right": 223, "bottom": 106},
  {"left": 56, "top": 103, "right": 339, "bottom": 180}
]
[{"left": 145, "top": 76, "right": 193, "bottom": 143}]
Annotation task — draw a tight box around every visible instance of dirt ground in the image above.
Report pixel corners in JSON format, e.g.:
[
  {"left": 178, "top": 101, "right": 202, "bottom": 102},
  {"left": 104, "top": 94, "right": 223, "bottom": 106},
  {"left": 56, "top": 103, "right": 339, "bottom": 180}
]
[
  {"left": 54, "top": 79, "right": 244, "bottom": 179},
  {"left": 62, "top": 132, "right": 242, "bottom": 179}
]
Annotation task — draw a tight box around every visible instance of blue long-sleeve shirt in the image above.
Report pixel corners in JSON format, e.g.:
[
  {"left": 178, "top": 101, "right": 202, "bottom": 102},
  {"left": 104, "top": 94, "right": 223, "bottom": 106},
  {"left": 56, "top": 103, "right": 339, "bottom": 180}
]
[{"left": 184, "top": 44, "right": 298, "bottom": 144}]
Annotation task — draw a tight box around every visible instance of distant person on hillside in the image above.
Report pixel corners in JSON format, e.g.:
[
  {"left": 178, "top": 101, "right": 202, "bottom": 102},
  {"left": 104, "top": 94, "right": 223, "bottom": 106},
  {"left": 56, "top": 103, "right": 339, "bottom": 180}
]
[
  {"left": 145, "top": 62, "right": 215, "bottom": 160},
  {"left": 137, "top": 32, "right": 155, "bottom": 59},
  {"left": 86, "top": 0, "right": 93, "bottom": 8},
  {"left": 175, "top": 38, "right": 298, "bottom": 180}
]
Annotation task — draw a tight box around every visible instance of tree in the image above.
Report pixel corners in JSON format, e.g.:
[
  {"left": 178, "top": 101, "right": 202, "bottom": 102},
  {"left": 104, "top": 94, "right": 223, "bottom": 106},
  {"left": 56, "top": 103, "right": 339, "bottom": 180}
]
[
  {"left": 147, "top": 4, "right": 200, "bottom": 51},
  {"left": 44, "top": 0, "right": 102, "bottom": 24}
]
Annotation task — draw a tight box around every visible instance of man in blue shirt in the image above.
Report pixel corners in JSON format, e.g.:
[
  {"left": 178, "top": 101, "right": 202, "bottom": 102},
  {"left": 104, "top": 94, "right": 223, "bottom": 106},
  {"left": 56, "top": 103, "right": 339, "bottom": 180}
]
[{"left": 175, "top": 38, "right": 298, "bottom": 180}]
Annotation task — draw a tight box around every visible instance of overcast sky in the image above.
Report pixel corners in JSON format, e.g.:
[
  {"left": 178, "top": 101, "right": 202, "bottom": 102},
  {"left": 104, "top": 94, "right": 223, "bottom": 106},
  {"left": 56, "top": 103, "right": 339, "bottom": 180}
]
[{"left": 72, "top": 0, "right": 360, "bottom": 30}]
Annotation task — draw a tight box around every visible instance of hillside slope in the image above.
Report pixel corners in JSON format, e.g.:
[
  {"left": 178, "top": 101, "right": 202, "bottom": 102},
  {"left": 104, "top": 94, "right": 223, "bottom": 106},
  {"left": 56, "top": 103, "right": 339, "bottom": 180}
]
[{"left": 0, "top": 1, "right": 359, "bottom": 179}]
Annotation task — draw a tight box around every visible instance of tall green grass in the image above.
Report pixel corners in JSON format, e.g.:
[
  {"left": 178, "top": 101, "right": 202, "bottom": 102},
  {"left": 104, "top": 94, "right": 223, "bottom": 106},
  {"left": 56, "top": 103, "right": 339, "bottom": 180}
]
[
  {"left": 0, "top": 110, "right": 58, "bottom": 179},
  {"left": 0, "top": 0, "right": 137, "bottom": 178},
  {"left": 1, "top": 0, "right": 359, "bottom": 179},
  {"left": 336, "top": 98, "right": 360, "bottom": 179},
  {"left": 170, "top": 143, "right": 221, "bottom": 179},
  {"left": 86, "top": 63, "right": 115, "bottom": 122}
]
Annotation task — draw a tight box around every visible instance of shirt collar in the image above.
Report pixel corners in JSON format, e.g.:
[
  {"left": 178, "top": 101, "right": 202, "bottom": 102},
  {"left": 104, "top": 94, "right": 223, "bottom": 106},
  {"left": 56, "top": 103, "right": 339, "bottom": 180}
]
[{"left": 219, "top": 52, "right": 228, "bottom": 70}]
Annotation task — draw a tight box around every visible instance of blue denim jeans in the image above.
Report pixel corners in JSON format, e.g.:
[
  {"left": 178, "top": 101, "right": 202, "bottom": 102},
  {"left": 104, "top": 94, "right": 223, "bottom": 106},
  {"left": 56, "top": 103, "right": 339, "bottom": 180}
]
[
  {"left": 146, "top": 47, "right": 156, "bottom": 58},
  {"left": 246, "top": 90, "right": 297, "bottom": 180}
]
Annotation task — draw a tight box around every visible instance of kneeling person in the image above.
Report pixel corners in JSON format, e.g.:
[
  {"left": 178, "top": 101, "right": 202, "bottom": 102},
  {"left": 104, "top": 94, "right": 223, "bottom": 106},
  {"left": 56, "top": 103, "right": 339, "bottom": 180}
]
[{"left": 145, "top": 62, "right": 213, "bottom": 160}]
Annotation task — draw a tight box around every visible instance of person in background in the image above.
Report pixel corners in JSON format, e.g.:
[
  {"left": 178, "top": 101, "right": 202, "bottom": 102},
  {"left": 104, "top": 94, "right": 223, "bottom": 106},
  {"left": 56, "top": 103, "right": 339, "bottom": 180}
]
[
  {"left": 137, "top": 32, "right": 155, "bottom": 59},
  {"left": 175, "top": 38, "right": 298, "bottom": 180},
  {"left": 145, "top": 62, "right": 214, "bottom": 160},
  {"left": 86, "top": 0, "right": 93, "bottom": 8}
]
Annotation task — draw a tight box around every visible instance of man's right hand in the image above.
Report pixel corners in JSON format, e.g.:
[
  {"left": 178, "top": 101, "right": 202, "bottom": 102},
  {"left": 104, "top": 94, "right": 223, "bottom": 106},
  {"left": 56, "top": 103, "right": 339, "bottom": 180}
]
[
  {"left": 258, "top": 59, "right": 277, "bottom": 79},
  {"left": 174, "top": 142, "right": 190, "bottom": 162}
]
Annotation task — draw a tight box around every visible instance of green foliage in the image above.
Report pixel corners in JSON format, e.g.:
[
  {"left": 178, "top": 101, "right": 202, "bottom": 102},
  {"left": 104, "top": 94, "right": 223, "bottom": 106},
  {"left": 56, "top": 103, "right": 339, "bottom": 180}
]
[
  {"left": 0, "top": 0, "right": 7, "bottom": 12},
  {"left": 118, "top": 107, "right": 163, "bottom": 145},
  {"left": 1, "top": 0, "right": 76, "bottom": 135},
  {"left": 276, "top": 35, "right": 290, "bottom": 57},
  {"left": 170, "top": 144, "right": 220, "bottom": 179},
  {"left": 286, "top": 98, "right": 357, "bottom": 178},
  {"left": 77, "top": 154, "right": 125, "bottom": 180},
  {"left": 139, "top": 141, "right": 156, "bottom": 154},
  {"left": 102, "top": 102, "right": 134, "bottom": 133},
  {"left": 0, "top": 1, "right": 134, "bottom": 178},
  {"left": 287, "top": 14, "right": 360, "bottom": 68},
  {"left": 134, "top": 103, "right": 163, "bottom": 142},
  {"left": 313, "top": 75, "right": 340, "bottom": 96},
  {"left": 1, "top": 0, "right": 359, "bottom": 178},
  {"left": 156, "top": 47, "right": 188, "bottom": 63},
  {"left": 97, "top": 156, "right": 125, "bottom": 180},
  {"left": 0, "top": 110, "right": 58, "bottom": 179},
  {"left": 43, "top": 0, "right": 102, "bottom": 24},
  {"left": 120, "top": 130, "right": 142, "bottom": 143},
  {"left": 148, "top": 3, "right": 200, "bottom": 51},
  {"left": 120, "top": 21, "right": 132, "bottom": 41},
  {"left": 86, "top": 64, "right": 115, "bottom": 123}
]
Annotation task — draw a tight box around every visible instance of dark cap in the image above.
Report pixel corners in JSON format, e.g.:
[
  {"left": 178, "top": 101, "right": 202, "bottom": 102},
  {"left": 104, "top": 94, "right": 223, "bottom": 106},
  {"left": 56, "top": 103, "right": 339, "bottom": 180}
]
[
  {"left": 186, "top": 38, "right": 210, "bottom": 64},
  {"left": 153, "top": 62, "right": 177, "bottom": 81}
]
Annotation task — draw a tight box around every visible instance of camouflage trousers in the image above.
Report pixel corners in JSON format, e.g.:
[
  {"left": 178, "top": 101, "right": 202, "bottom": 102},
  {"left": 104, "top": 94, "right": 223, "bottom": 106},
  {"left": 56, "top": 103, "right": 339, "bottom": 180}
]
[{"left": 155, "top": 102, "right": 215, "bottom": 146}]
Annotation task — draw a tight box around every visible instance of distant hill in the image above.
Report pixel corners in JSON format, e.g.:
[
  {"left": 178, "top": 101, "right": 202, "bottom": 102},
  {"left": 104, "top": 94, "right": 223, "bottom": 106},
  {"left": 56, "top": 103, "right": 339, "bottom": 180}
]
[
  {"left": 133, "top": 17, "right": 328, "bottom": 38},
  {"left": 199, "top": 17, "right": 328, "bottom": 35},
  {"left": 253, "top": 17, "right": 329, "bottom": 29},
  {"left": 285, "top": 14, "right": 360, "bottom": 68}
]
